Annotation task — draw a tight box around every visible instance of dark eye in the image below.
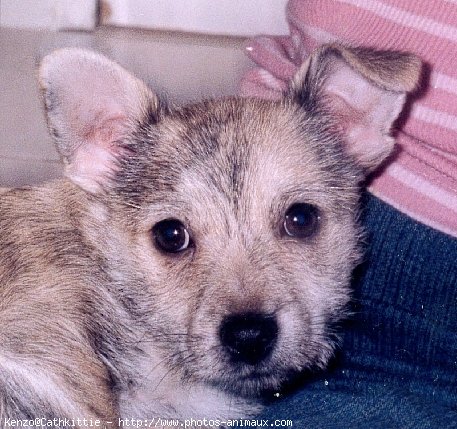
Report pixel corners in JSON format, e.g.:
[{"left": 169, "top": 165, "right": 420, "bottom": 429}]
[
  {"left": 152, "top": 219, "right": 192, "bottom": 253},
  {"left": 283, "top": 203, "right": 320, "bottom": 239}
]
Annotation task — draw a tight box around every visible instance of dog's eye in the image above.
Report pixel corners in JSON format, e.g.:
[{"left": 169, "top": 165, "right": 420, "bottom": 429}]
[
  {"left": 152, "top": 219, "right": 192, "bottom": 253},
  {"left": 283, "top": 203, "right": 320, "bottom": 239}
]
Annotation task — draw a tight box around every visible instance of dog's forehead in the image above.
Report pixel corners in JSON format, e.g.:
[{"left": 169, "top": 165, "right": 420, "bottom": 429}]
[
  {"left": 159, "top": 97, "right": 323, "bottom": 179},
  {"left": 153, "top": 98, "right": 335, "bottom": 213},
  {"left": 119, "top": 96, "right": 359, "bottom": 224}
]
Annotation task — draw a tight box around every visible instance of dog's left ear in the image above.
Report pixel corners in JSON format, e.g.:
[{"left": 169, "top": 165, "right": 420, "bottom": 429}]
[
  {"left": 39, "top": 48, "right": 160, "bottom": 193},
  {"left": 289, "top": 44, "right": 421, "bottom": 171}
]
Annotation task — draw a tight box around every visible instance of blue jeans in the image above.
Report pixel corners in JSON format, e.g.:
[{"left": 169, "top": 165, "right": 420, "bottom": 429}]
[{"left": 259, "top": 194, "right": 457, "bottom": 428}]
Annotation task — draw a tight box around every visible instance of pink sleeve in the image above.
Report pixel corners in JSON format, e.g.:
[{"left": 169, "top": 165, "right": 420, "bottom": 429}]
[{"left": 240, "top": 0, "right": 457, "bottom": 238}]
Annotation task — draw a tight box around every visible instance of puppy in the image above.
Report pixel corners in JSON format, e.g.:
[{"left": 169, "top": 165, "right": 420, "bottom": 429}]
[{"left": 0, "top": 44, "right": 420, "bottom": 425}]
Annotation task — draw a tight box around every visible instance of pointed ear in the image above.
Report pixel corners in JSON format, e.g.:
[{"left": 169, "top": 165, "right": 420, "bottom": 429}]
[
  {"left": 39, "top": 48, "right": 161, "bottom": 193},
  {"left": 289, "top": 44, "right": 421, "bottom": 171}
]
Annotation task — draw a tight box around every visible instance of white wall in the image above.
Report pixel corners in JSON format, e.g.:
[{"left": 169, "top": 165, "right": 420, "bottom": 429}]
[
  {"left": 1, "top": 0, "right": 289, "bottom": 36},
  {"left": 104, "top": 0, "right": 289, "bottom": 36},
  {"left": 0, "top": 0, "right": 97, "bottom": 30}
]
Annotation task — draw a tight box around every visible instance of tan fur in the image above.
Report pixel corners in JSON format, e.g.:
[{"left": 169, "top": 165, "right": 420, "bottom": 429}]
[{"left": 0, "top": 44, "right": 420, "bottom": 426}]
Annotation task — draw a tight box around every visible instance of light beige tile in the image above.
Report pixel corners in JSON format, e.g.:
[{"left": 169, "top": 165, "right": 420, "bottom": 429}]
[{"left": 0, "top": 157, "right": 62, "bottom": 187}]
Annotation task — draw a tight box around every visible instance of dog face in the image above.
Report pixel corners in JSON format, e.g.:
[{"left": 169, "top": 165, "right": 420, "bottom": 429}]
[
  {"left": 108, "top": 98, "right": 365, "bottom": 397},
  {"left": 38, "top": 46, "right": 420, "bottom": 400},
  {"left": 0, "top": 45, "right": 420, "bottom": 419}
]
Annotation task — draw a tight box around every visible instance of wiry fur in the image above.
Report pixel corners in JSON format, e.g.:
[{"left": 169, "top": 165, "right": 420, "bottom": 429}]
[{"left": 0, "top": 45, "right": 420, "bottom": 426}]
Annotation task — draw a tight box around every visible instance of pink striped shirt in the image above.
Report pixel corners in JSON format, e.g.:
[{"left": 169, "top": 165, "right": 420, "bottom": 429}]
[{"left": 240, "top": 0, "right": 457, "bottom": 238}]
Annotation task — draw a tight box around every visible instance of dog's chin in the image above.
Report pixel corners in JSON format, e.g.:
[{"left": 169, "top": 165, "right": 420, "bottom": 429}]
[{"left": 205, "top": 365, "right": 301, "bottom": 398}]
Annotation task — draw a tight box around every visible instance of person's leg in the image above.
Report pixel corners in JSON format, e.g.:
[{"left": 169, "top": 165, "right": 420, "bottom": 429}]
[{"left": 259, "top": 194, "right": 457, "bottom": 428}]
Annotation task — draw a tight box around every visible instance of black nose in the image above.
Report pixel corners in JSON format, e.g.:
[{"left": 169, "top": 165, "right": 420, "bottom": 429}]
[{"left": 219, "top": 312, "right": 278, "bottom": 365}]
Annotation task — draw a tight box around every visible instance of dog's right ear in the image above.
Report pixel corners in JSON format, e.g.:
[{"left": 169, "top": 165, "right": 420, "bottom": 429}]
[
  {"left": 289, "top": 44, "right": 421, "bottom": 172},
  {"left": 39, "top": 48, "right": 160, "bottom": 193}
]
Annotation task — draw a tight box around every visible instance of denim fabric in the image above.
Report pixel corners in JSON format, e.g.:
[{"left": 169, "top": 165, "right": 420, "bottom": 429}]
[{"left": 260, "top": 194, "right": 457, "bottom": 428}]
